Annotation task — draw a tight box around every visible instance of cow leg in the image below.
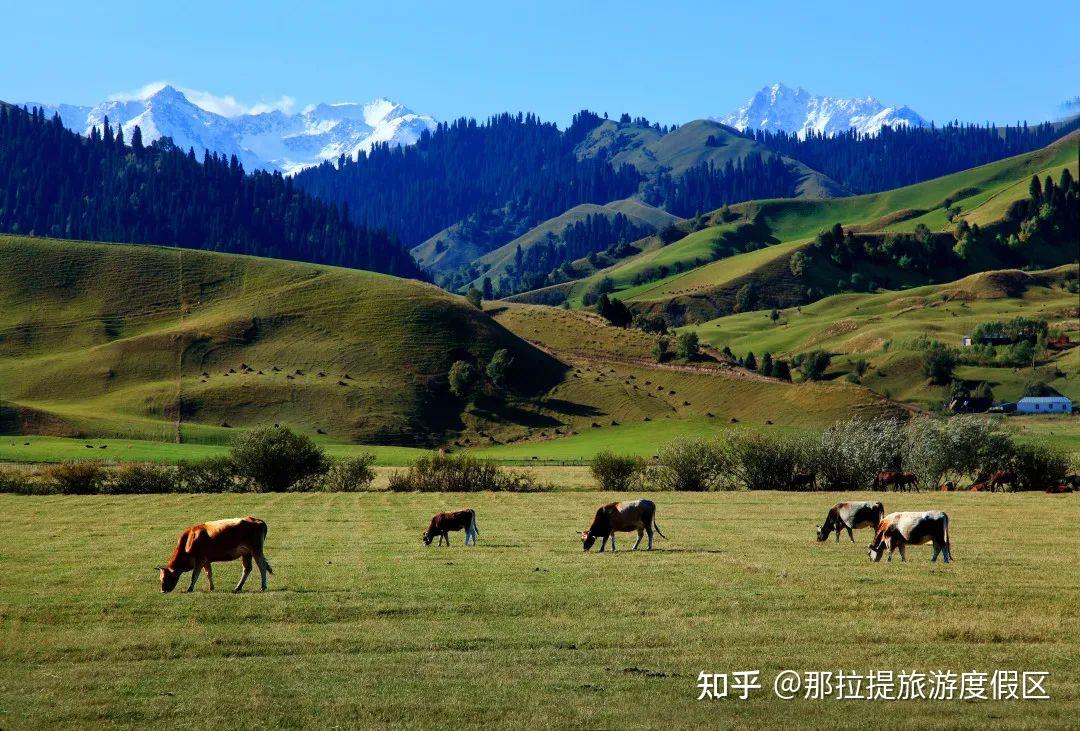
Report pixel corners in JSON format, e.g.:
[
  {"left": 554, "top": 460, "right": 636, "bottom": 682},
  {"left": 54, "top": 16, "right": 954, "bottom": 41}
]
[
  {"left": 943, "top": 544, "right": 952, "bottom": 563},
  {"left": 187, "top": 565, "right": 202, "bottom": 592},
  {"left": 931, "top": 543, "right": 940, "bottom": 562},
  {"left": 204, "top": 562, "right": 215, "bottom": 592},
  {"left": 610, "top": 535, "right": 616, "bottom": 552},
  {"left": 599, "top": 536, "right": 607, "bottom": 552},
  {"left": 444, "top": 533, "right": 450, "bottom": 547},
  {"left": 633, "top": 529, "right": 644, "bottom": 550},
  {"left": 438, "top": 534, "right": 444, "bottom": 547},
  {"left": 646, "top": 526, "right": 654, "bottom": 550},
  {"left": 847, "top": 527, "right": 855, "bottom": 543},
  {"left": 235, "top": 555, "right": 252, "bottom": 592},
  {"left": 898, "top": 544, "right": 907, "bottom": 562},
  {"left": 255, "top": 554, "right": 270, "bottom": 591}
]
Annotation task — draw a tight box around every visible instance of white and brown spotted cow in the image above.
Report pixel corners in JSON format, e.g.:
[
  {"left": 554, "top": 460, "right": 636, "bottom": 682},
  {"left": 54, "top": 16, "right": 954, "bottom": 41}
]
[
  {"left": 158, "top": 517, "right": 273, "bottom": 593},
  {"left": 868, "top": 511, "right": 951, "bottom": 563},
  {"left": 581, "top": 499, "right": 666, "bottom": 552},
  {"left": 816, "top": 501, "right": 884, "bottom": 543}
]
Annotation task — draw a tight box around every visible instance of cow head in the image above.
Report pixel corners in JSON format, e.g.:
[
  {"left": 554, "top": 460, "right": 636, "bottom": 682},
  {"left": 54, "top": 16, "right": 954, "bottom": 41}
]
[
  {"left": 867, "top": 529, "right": 888, "bottom": 562},
  {"left": 581, "top": 530, "right": 597, "bottom": 551},
  {"left": 815, "top": 524, "right": 831, "bottom": 542},
  {"left": 158, "top": 566, "right": 181, "bottom": 593},
  {"left": 422, "top": 531, "right": 434, "bottom": 546}
]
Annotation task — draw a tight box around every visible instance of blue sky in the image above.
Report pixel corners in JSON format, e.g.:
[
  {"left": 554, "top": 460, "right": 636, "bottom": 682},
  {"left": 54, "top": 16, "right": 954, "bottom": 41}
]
[{"left": 3, "top": 0, "right": 1076, "bottom": 126}]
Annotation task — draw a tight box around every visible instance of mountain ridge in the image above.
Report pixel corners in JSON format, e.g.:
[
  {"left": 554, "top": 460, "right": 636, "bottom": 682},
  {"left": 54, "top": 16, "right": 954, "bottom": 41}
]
[
  {"left": 20, "top": 84, "right": 437, "bottom": 175},
  {"left": 720, "top": 82, "right": 927, "bottom": 138}
]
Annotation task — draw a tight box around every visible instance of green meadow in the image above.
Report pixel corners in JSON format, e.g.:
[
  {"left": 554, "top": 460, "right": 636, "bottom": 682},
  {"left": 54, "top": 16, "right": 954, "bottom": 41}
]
[{"left": 1, "top": 491, "right": 1076, "bottom": 729}]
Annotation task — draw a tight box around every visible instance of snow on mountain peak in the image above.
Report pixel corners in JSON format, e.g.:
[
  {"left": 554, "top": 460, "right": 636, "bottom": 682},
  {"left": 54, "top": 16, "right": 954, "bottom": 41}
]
[
  {"left": 719, "top": 83, "right": 928, "bottom": 138},
  {"left": 23, "top": 84, "right": 437, "bottom": 174}
]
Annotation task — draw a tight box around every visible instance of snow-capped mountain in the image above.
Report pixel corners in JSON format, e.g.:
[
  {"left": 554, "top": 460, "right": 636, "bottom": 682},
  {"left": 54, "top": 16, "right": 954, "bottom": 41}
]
[
  {"left": 21, "top": 84, "right": 437, "bottom": 174},
  {"left": 719, "top": 83, "right": 927, "bottom": 138}
]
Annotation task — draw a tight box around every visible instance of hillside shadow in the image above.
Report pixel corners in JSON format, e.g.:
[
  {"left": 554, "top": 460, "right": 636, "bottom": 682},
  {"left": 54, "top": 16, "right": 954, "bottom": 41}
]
[{"left": 540, "top": 398, "right": 604, "bottom": 417}]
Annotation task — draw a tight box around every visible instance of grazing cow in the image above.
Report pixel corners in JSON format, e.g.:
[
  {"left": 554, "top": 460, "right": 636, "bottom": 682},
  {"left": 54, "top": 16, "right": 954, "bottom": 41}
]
[
  {"left": 581, "top": 499, "right": 666, "bottom": 552},
  {"left": 423, "top": 509, "right": 479, "bottom": 547},
  {"left": 816, "top": 501, "right": 884, "bottom": 543},
  {"left": 868, "top": 511, "right": 951, "bottom": 563},
  {"left": 791, "top": 472, "right": 816, "bottom": 490},
  {"left": 939, "top": 481, "right": 956, "bottom": 492},
  {"left": 158, "top": 517, "right": 272, "bottom": 593},
  {"left": 987, "top": 470, "right": 1017, "bottom": 492},
  {"left": 873, "top": 470, "right": 919, "bottom": 491}
]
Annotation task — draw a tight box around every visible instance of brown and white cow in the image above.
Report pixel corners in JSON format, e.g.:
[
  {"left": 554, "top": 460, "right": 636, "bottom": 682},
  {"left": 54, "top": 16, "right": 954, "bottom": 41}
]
[
  {"left": 581, "top": 499, "right": 666, "bottom": 552},
  {"left": 816, "top": 501, "right": 884, "bottom": 543},
  {"left": 867, "top": 511, "right": 951, "bottom": 563},
  {"left": 158, "top": 516, "right": 273, "bottom": 593},
  {"left": 423, "top": 509, "right": 479, "bottom": 547}
]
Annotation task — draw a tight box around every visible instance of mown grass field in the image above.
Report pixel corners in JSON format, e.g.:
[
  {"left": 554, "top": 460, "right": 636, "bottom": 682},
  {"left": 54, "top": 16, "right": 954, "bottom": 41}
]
[{"left": 0, "top": 491, "right": 1076, "bottom": 729}]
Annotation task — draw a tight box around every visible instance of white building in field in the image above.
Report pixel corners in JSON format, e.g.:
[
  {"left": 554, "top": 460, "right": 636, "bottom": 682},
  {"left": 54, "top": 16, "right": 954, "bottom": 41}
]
[{"left": 1016, "top": 396, "right": 1073, "bottom": 414}]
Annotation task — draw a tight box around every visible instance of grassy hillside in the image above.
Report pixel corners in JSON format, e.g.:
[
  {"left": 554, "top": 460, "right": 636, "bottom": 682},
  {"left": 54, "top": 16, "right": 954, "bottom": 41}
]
[
  {"left": 560, "top": 131, "right": 1079, "bottom": 321},
  {"left": 0, "top": 235, "right": 566, "bottom": 446},
  {"left": 463, "top": 199, "right": 679, "bottom": 288},
  {"left": 686, "top": 266, "right": 1079, "bottom": 410},
  {"left": 575, "top": 119, "right": 846, "bottom": 198}
]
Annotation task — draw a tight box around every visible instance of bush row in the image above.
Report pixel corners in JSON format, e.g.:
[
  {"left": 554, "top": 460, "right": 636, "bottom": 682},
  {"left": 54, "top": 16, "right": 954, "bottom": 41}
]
[
  {"left": 387, "top": 454, "right": 547, "bottom": 492},
  {"left": 590, "top": 416, "right": 1075, "bottom": 492}
]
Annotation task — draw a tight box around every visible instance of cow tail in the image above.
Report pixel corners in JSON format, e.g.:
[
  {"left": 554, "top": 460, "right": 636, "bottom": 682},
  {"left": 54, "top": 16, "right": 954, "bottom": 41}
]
[
  {"left": 258, "top": 519, "right": 274, "bottom": 574},
  {"left": 652, "top": 508, "right": 667, "bottom": 540},
  {"left": 943, "top": 514, "right": 950, "bottom": 553}
]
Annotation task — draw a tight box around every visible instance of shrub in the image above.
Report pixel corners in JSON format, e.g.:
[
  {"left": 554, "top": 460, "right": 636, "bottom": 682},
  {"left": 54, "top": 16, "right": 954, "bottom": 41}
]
[
  {"left": 904, "top": 416, "right": 1014, "bottom": 488},
  {"left": 176, "top": 456, "right": 245, "bottom": 493},
  {"left": 485, "top": 349, "right": 514, "bottom": 387},
  {"left": 230, "top": 426, "right": 329, "bottom": 492},
  {"left": 650, "top": 438, "right": 729, "bottom": 491},
  {"left": 652, "top": 337, "right": 669, "bottom": 363},
  {"left": 42, "top": 461, "right": 108, "bottom": 494},
  {"left": 0, "top": 465, "right": 46, "bottom": 495},
  {"left": 387, "top": 454, "right": 544, "bottom": 492},
  {"left": 922, "top": 343, "right": 957, "bottom": 385},
  {"left": 465, "top": 287, "right": 483, "bottom": 308},
  {"left": 675, "top": 331, "right": 699, "bottom": 360},
  {"left": 590, "top": 451, "right": 645, "bottom": 491},
  {"left": 818, "top": 417, "right": 907, "bottom": 490},
  {"left": 798, "top": 350, "right": 832, "bottom": 381},
  {"left": 1008, "top": 443, "right": 1071, "bottom": 491},
  {"left": 720, "top": 431, "right": 817, "bottom": 490},
  {"left": 448, "top": 360, "right": 479, "bottom": 399},
  {"left": 104, "top": 463, "right": 179, "bottom": 494},
  {"left": 323, "top": 455, "right": 378, "bottom": 492}
]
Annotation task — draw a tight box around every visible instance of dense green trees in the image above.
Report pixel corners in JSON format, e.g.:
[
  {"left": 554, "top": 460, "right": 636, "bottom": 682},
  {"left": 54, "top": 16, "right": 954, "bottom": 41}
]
[
  {"left": 747, "top": 119, "right": 1080, "bottom": 194},
  {"left": 294, "top": 111, "right": 641, "bottom": 248},
  {"left": 643, "top": 153, "right": 796, "bottom": 218},
  {"left": 0, "top": 105, "right": 421, "bottom": 277}
]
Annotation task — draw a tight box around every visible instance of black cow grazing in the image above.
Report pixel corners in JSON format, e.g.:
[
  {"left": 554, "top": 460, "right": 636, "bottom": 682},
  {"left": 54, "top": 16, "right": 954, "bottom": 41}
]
[
  {"left": 423, "top": 509, "right": 479, "bottom": 547},
  {"left": 816, "top": 501, "right": 885, "bottom": 543},
  {"left": 581, "top": 499, "right": 666, "bottom": 552}
]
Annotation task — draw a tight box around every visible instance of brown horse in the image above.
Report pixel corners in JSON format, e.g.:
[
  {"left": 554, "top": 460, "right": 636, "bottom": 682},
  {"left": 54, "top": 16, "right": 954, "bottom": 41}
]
[{"left": 873, "top": 470, "right": 919, "bottom": 491}]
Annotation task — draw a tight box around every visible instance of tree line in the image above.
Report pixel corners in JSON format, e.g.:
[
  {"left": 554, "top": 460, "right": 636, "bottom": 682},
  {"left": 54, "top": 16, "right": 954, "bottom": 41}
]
[
  {"left": 0, "top": 105, "right": 422, "bottom": 278},
  {"left": 642, "top": 153, "right": 796, "bottom": 218},
  {"left": 293, "top": 111, "right": 642, "bottom": 248},
  {"left": 746, "top": 119, "right": 1080, "bottom": 194}
]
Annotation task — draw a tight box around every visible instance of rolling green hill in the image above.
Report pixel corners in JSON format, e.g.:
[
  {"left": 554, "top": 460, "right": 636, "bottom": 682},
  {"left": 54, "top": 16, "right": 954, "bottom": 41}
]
[
  {"left": 575, "top": 119, "right": 846, "bottom": 198},
  {"left": 685, "top": 266, "right": 1079, "bottom": 411},
  {"left": 0, "top": 234, "right": 893, "bottom": 455},
  {"left": 556, "top": 131, "right": 1079, "bottom": 321},
  {"left": 0, "top": 235, "right": 567, "bottom": 446}
]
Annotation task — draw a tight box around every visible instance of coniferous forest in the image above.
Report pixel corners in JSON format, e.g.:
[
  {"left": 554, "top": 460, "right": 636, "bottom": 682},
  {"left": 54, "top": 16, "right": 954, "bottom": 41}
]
[
  {"left": 0, "top": 104, "right": 423, "bottom": 278},
  {"left": 292, "top": 111, "right": 642, "bottom": 247},
  {"left": 748, "top": 119, "right": 1080, "bottom": 194},
  {"left": 642, "top": 153, "right": 797, "bottom": 217}
]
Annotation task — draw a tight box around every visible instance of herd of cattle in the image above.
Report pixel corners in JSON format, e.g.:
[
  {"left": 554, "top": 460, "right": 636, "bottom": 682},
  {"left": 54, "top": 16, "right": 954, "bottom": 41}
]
[{"left": 157, "top": 499, "right": 952, "bottom": 593}]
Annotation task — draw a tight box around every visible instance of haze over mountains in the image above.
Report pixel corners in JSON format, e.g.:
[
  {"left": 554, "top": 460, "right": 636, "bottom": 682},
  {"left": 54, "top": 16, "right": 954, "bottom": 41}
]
[
  {"left": 720, "top": 82, "right": 928, "bottom": 137},
  {"left": 21, "top": 83, "right": 436, "bottom": 175}
]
